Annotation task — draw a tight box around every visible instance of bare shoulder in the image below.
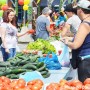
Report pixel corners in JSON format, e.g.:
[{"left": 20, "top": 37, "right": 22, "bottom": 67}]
[{"left": 79, "top": 22, "right": 90, "bottom": 32}]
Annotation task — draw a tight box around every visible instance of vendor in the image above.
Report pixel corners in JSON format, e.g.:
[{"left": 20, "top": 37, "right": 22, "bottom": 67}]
[
  {"left": 35, "top": 7, "right": 53, "bottom": 40},
  {"left": 61, "top": 3, "right": 81, "bottom": 38}
]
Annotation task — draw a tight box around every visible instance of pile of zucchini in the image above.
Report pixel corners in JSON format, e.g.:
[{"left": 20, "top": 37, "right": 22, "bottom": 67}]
[{"left": 0, "top": 52, "right": 50, "bottom": 79}]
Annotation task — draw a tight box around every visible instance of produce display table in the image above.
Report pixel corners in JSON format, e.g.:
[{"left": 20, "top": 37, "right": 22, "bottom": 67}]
[{"left": 44, "top": 67, "right": 70, "bottom": 84}]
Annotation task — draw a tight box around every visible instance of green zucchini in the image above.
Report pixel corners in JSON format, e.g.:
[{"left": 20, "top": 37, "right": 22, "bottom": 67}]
[
  {"left": 6, "top": 74, "right": 19, "bottom": 79},
  {"left": 12, "top": 59, "right": 22, "bottom": 66},
  {"left": 37, "top": 64, "right": 46, "bottom": 71},
  {"left": 2, "top": 69, "right": 12, "bottom": 76},
  {"left": 22, "top": 64, "right": 37, "bottom": 70},
  {"left": 11, "top": 69, "right": 26, "bottom": 74},
  {"left": 0, "top": 62, "right": 10, "bottom": 67},
  {"left": 18, "top": 56, "right": 27, "bottom": 60},
  {"left": 0, "top": 67, "right": 6, "bottom": 71},
  {"left": 0, "top": 71, "right": 4, "bottom": 76},
  {"left": 42, "top": 72, "right": 50, "bottom": 78},
  {"left": 37, "top": 62, "right": 44, "bottom": 68},
  {"left": 40, "top": 70, "right": 48, "bottom": 75},
  {"left": 15, "top": 52, "right": 23, "bottom": 57}
]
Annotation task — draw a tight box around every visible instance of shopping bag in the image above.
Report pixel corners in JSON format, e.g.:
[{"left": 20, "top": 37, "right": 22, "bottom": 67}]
[
  {"left": 58, "top": 42, "right": 70, "bottom": 67},
  {"left": 38, "top": 52, "right": 61, "bottom": 70}
]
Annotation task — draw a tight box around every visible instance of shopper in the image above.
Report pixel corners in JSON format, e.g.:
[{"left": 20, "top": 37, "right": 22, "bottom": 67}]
[
  {"left": 61, "top": 3, "right": 81, "bottom": 37},
  {"left": 0, "top": 8, "right": 29, "bottom": 61},
  {"left": 61, "top": 0, "right": 90, "bottom": 82},
  {"left": 57, "top": 12, "right": 66, "bottom": 29},
  {"left": 36, "top": 7, "right": 53, "bottom": 40},
  {"left": 0, "top": 17, "right": 3, "bottom": 46}
]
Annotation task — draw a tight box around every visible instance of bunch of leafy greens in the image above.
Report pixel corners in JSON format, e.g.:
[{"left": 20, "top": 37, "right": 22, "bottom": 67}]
[{"left": 27, "top": 39, "right": 56, "bottom": 54}]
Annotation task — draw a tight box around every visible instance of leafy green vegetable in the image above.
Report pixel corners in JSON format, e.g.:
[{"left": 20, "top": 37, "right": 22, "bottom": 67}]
[{"left": 27, "top": 39, "right": 56, "bottom": 54}]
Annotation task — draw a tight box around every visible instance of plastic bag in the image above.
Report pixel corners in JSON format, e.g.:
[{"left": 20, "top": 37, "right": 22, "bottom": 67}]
[
  {"left": 50, "top": 40, "right": 70, "bottom": 67},
  {"left": 19, "top": 71, "right": 44, "bottom": 82},
  {"left": 58, "top": 42, "right": 70, "bottom": 67},
  {"left": 38, "top": 52, "right": 61, "bottom": 70}
]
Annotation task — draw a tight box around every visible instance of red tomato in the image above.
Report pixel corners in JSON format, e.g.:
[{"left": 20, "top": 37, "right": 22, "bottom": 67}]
[
  {"left": 35, "top": 79, "right": 43, "bottom": 86},
  {"left": 84, "top": 84, "right": 90, "bottom": 90},
  {"left": 71, "top": 80, "right": 82, "bottom": 86},
  {"left": 84, "top": 78, "right": 90, "bottom": 85},
  {"left": 24, "top": 86, "right": 31, "bottom": 90},
  {"left": 49, "top": 54, "right": 52, "bottom": 58},
  {"left": 17, "top": 79, "right": 26, "bottom": 88},
  {"left": 10, "top": 80, "right": 18, "bottom": 88},
  {"left": 75, "top": 82, "right": 83, "bottom": 90},
  {"left": 27, "top": 80, "right": 36, "bottom": 85},
  {"left": 4, "top": 85, "right": 13, "bottom": 90},
  {"left": 31, "top": 85, "right": 40, "bottom": 90},
  {"left": 0, "top": 76, "right": 7, "bottom": 82},
  {"left": 28, "top": 29, "right": 35, "bottom": 34},
  {"left": 43, "top": 54, "right": 47, "bottom": 57},
  {"left": 46, "top": 83, "right": 60, "bottom": 90},
  {"left": 27, "top": 84, "right": 32, "bottom": 89},
  {"left": 59, "top": 79, "right": 67, "bottom": 86},
  {"left": 4, "top": 77, "right": 11, "bottom": 85},
  {"left": 13, "top": 85, "right": 20, "bottom": 90},
  {"left": 0, "top": 85, "right": 5, "bottom": 90}
]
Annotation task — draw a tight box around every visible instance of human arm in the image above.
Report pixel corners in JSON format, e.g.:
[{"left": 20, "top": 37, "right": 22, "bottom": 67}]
[
  {"left": 62, "top": 23, "right": 90, "bottom": 49},
  {"left": 0, "top": 27, "right": 10, "bottom": 53},
  {"left": 46, "top": 25, "right": 53, "bottom": 34},
  {"left": 17, "top": 30, "right": 29, "bottom": 37}
]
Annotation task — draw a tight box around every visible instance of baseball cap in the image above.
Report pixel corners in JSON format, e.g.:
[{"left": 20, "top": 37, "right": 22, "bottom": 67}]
[
  {"left": 77, "top": 0, "right": 90, "bottom": 10},
  {"left": 42, "top": 7, "right": 51, "bottom": 14},
  {"left": 64, "top": 4, "right": 73, "bottom": 12}
]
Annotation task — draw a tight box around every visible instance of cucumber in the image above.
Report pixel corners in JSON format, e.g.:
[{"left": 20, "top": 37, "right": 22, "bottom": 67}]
[
  {"left": 29, "top": 56, "right": 37, "bottom": 62},
  {"left": 40, "top": 70, "right": 48, "bottom": 75},
  {"left": 0, "top": 67, "right": 6, "bottom": 71},
  {"left": 37, "top": 62, "right": 44, "bottom": 68},
  {"left": 12, "top": 59, "right": 22, "bottom": 66},
  {"left": 0, "top": 62, "right": 10, "bottom": 67},
  {"left": 37, "top": 64, "right": 46, "bottom": 71},
  {"left": 6, "top": 74, "right": 19, "bottom": 79},
  {"left": 11, "top": 69, "right": 26, "bottom": 74},
  {"left": 42, "top": 72, "right": 50, "bottom": 78},
  {"left": 22, "top": 64, "right": 37, "bottom": 70},
  {"left": 2, "top": 69, "right": 12, "bottom": 76},
  {"left": 18, "top": 56, "right": 27, "bottom": 60},
  {"left": 15, "top": 52, "right": 23, "bottom": 57},
  {"left": 0, "top": 71, "right": 4, "bottom": 76},
  {"left": 18, "top": 59, "right": 31, "bottom": 66}
]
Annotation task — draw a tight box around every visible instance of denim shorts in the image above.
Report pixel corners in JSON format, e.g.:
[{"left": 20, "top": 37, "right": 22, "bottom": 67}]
[{"left": 1, "top": 46, "right": 16, "bottom": 61}]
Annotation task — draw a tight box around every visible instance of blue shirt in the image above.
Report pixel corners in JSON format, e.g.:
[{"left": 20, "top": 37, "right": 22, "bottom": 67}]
[{"left": 36, "top": 15, "right": 50, "bottom": 40}]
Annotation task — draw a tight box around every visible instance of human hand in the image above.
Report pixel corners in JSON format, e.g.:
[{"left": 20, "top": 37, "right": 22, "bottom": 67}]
[
  {"left": 5, "top": 48, "right": 10, "bottom": 53},
  {"left": 60, "top": 38, "right": 69, "bottom": 45}
]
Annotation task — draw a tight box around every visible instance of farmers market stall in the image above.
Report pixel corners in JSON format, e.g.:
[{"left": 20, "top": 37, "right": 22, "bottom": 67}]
[{"left": 0, "top": 37, "right": 72, "bottom": 89}]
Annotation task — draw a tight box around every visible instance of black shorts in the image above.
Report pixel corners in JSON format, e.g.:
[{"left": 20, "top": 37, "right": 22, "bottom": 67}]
[{"left": 78, "top": 58, "right": 90, "bottom": 82}]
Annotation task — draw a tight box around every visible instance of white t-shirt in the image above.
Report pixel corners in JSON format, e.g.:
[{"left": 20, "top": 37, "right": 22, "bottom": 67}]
[
  {"left": 0, "top": 17, "right": 3, "bottom": 37},
  {"left": 66, "top": 15, "right": 81, "bottom": 35},
  {"left": 1, "top": 22, "right": 18, "bottom": 49}
]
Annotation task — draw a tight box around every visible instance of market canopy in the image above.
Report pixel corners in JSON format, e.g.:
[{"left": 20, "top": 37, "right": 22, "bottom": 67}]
[
  {"left": 52, "top": 0, "right": 60, "bottom": 7},
  {"left": 40, "top": 0, "right": 48, "bottom": 7}
]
